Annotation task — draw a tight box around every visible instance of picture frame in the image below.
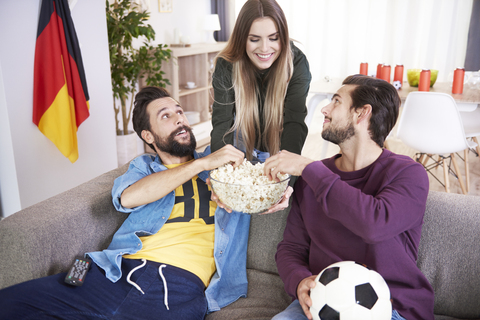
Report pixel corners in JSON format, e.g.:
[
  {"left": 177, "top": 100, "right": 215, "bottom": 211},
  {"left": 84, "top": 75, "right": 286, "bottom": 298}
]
[{"left": 159, "top": 0, "right": 172, "bottom": 12}]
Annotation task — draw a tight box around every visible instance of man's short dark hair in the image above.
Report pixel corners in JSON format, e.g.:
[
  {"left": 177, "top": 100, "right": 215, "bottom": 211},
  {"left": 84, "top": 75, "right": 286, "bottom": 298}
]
[
  {"left": 133, "top": 86, "right": 172, "bottom": 151},
  {"left": 342, "top": 75, "right": 401, "bottom": 148}
]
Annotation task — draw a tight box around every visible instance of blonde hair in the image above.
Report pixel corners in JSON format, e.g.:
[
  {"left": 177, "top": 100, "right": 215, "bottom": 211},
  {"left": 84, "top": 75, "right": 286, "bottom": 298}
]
[{"left": 215, "top": 0, "right": 293, "bottom": 159}]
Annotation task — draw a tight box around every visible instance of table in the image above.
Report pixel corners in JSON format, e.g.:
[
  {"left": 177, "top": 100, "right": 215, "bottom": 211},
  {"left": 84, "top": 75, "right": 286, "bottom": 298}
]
[
  {"left": 309, "top": 79, "right": 480, "bottom": 111},
  {"left": 397, "top": 81, "right": 480, "bottom": 112},
  {"left": 307, "top": 78, "right": 480, "bottom": 158}
]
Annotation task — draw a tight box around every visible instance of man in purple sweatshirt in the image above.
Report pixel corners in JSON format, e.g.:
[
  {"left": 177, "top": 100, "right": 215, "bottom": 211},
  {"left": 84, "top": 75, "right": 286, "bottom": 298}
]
[{"left": 265, "top": 74, "right": 434, "bottom": 320}]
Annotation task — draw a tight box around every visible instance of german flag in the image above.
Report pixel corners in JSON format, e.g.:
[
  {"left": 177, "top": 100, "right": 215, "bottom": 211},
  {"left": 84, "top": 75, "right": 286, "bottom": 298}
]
[{"left": 33, "top": 0, "right": 90, "bottom": 163}]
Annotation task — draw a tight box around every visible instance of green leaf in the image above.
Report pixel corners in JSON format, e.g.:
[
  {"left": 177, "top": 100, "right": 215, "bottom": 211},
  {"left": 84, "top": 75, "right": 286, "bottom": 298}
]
[{"left": 106, "top": 0, "right": 171, "bottom": 133}]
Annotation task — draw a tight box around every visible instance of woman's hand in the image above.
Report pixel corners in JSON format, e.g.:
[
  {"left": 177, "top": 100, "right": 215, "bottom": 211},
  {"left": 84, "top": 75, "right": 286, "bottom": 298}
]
[
  {"left": 206, "top": 177, "right": 233, "bottom": 213},
  {"left": 260, "top": 186, "right": 293, "bottom": 215}
]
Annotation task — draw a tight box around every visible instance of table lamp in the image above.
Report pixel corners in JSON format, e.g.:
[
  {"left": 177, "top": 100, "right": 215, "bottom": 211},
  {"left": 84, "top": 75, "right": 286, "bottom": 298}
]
[{"left": 204, "top": 14, "right": 221, "bottom": 43}]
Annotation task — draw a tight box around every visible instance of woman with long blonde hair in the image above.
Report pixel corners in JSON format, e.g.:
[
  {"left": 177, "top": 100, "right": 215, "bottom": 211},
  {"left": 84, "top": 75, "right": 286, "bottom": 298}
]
[{"left": 210, "top": 0, "right": 311, "bottom": 162}]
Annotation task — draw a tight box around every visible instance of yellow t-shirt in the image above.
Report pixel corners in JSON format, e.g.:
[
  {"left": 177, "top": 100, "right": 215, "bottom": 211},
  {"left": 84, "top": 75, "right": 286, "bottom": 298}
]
[{"left": 124, "top": 161, "right": 217, "bottom": 287}]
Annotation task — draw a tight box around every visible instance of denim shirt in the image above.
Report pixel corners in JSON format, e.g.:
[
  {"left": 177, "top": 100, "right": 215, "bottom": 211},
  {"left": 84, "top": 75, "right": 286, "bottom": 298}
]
[{"left": 87, "top": 147, "right": 251, "bottom": 312}]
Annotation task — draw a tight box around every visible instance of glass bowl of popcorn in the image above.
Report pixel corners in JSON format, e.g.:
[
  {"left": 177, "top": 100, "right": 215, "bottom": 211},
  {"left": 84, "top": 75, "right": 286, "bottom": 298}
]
[{"left": 209, "top": 160, "right": 291, "bottom": 214}]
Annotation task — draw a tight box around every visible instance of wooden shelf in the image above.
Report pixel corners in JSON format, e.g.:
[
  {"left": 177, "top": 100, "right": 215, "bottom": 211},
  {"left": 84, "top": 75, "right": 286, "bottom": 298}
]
[{"left": 178, "top": 86, "right": 210, "bottom": 96}]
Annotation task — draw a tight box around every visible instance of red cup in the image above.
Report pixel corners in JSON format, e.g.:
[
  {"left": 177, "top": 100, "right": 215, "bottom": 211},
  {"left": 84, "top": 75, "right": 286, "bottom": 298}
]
[
  {"left": 419, "top": 69, "right": 431, "bottom": 91},
  {"left": 376, "top": 63, "right": 383, "bottom": 78},
  {"left": 394, "top": 65, "right": 404, "bottom": 84},
  {"left": 360, "top": 62, "right": 368, "bottom": 75},
  {"left": 381, "top": 65, "right": 391, "bottom": 82},
  {"left": 452, "top": 68, "right": 465, "bottom": 94}
]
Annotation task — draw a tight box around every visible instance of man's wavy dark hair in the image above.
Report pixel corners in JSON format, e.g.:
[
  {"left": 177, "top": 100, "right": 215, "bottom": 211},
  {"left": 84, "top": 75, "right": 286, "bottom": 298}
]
[
  {"left": 132, "top": 86, "right": 171, "bottom": 151},
  {"left": 343, "top": 75, "right": 401, "bottom": 148}
]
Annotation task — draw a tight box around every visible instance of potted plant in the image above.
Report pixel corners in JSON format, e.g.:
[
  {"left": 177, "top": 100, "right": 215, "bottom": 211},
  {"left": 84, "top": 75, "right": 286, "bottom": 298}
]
[{"left": 106, "top": 0, "right": 171, "bottom": 164}]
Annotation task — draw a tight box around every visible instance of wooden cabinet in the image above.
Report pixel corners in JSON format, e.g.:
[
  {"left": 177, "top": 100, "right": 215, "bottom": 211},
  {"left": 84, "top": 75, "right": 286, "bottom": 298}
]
[{"left": 141, "top": 42, "right": 227, "bottom": 151}]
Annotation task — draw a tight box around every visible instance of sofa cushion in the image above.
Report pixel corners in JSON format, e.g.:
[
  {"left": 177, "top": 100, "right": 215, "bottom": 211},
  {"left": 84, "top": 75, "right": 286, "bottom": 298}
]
[
  {"left": 0, "top": 164, "right": 129, "bottom": 290},
  {"left": 205, "top": 269, "right": 291, "bottom": 320},
  {"left": 246, "top": 206, "right": 290, "bottom": 275},
  {"left": 419, "top": 191, "right": 480, "bottom": 319}
]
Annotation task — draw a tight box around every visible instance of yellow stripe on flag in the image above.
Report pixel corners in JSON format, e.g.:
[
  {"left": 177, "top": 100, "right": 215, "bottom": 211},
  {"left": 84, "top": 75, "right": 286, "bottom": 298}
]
[{"left": 38, "top": 83, "right": 79, "bottom": 163}]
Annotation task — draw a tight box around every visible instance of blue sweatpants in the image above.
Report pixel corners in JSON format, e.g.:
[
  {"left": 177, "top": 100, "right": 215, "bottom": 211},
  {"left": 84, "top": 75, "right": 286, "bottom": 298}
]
[
  {"left": 272, "top": 299, "right": 407, "bottom": 320},
  {"left": 0, "top": 259, "right": 207, "bottom": 320}
]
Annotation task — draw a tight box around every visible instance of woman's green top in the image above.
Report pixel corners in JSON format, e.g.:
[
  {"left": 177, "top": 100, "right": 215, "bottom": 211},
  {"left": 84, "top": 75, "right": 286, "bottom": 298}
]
[{"left": 210, "top": 42, "right": 312, "bottom": 156}]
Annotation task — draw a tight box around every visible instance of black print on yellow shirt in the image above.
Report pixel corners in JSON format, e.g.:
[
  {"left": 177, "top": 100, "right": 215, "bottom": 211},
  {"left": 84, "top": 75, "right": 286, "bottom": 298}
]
[{"left": 166, "top": 179, "right": 214, "bottom": 225}]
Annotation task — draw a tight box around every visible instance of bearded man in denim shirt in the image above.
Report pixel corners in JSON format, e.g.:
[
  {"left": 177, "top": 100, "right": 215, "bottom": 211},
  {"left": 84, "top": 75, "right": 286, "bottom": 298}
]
[{"left": 0, "top": 86, "right": 255, "bottom": 319}]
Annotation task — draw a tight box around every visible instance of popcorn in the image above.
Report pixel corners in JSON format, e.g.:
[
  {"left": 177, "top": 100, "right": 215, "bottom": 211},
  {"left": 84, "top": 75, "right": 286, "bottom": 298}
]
[{"left": 209, "top": 160, "right": 290, "bottom": 214}]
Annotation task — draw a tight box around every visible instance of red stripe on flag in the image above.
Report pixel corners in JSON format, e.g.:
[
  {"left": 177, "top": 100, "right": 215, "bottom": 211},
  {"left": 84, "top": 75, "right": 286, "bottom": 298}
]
[
  {"left": 53, "top": 5, "right": 90, "bottom": 128},
  {"left": 67, "top": 52, "right": 90, "bottom": 128},
  {"left": 33, "top": 7, "right": 66, "bottom": 125}
]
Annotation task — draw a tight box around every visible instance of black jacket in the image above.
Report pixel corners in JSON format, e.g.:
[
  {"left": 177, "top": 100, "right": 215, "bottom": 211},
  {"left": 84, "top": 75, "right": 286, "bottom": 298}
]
[{"left": 210, "top": 42, "right": 311, "bottom": 156}]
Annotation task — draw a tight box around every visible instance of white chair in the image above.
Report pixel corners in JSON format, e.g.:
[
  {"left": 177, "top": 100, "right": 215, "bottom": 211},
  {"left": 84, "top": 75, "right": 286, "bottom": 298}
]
[
  {"left": 460, "top": 107, "right": 480, "bottom": 155},
  {"left": 397, "top": 92, "right": 477, "bottom": 195},
  {"left": 305, "top": 94, "right": 332, "bottom": 159},
  {"left": 460, "top": 107, "right": 480, "bottom": 192}
]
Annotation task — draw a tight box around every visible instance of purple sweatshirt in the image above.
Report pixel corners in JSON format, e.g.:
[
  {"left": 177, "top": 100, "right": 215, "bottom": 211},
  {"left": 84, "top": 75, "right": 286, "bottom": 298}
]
[{"left": 276, "top": 149, "right": 434, "bottom": 320}]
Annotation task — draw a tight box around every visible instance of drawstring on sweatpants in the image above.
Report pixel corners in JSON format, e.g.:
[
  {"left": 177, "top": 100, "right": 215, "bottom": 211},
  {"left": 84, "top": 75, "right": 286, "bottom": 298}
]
[
  {"left": 158, "top": 264, "right": 169, "bottom": 310},
  {"left": 126, "top": 259, "right": 147, "bottom": 294},
  {"left": 126, "top": 259, "right": 170, "bottom": 310}
]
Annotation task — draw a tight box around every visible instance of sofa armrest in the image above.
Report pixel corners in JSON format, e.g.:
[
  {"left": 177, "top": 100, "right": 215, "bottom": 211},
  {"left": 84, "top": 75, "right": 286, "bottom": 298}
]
[
  {"left": 418, "top": 190, "right": 480, "bottom": 319},
  {"left": 0, "top": 164, "right": 129, "bottom": 290}
]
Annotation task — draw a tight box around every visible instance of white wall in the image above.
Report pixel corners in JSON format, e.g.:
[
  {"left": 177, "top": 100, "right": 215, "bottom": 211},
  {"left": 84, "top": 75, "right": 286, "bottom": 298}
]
[
  {"left": 0, "top": 62, "right": 21, "bottom": 216},
  {"left": 117, "top": 0, "right": 212, "bottom": 144},
  {"left": 0, "top": 0, "right": 117, "bottom": 217},
  {"left": 235, "top": 0, "right": 473, "bottom": 83},
  {"left": 146, "top": 0, "right": 211, "bottom": 45},
  {"left": 0, "top": 0, "right": 214, "bottom": 218}
]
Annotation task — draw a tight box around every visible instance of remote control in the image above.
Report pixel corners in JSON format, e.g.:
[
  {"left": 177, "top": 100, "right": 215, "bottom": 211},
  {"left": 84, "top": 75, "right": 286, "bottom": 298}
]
[{"left": 64, "top": 257, "right": 92, "bottom": 286}]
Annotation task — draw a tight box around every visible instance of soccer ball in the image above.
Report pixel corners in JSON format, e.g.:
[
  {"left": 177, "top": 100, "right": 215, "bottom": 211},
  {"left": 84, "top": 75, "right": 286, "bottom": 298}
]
[
  {"left": 310, "top": 261, "right": 392, "bottom": 320},
  {"left": 393, "top": 80, "right": 402, "bottom": 90}
]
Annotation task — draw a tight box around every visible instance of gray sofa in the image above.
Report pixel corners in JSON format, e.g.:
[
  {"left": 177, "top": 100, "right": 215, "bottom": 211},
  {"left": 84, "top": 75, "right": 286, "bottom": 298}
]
[{"left": 0, "top": 163, "right": 479, "bottom": 320}]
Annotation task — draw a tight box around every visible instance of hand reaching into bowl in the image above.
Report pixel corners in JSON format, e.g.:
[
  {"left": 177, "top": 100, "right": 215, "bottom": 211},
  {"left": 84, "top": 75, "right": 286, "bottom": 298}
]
[
  {"left": 198, "top": 144, "right": 244, "bottom": 172},
  {"left": 264, "top": 150, "right": 314, "bottom": 181}
]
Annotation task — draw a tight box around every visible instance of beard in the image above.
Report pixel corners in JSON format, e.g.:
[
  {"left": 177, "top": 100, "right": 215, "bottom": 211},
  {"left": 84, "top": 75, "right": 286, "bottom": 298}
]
[
  {"left": 321, "top": 119, "right": 355, "bottom": 145},
  {"left": 153, "top": 125, "right": 197, "bottom": 157}
]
